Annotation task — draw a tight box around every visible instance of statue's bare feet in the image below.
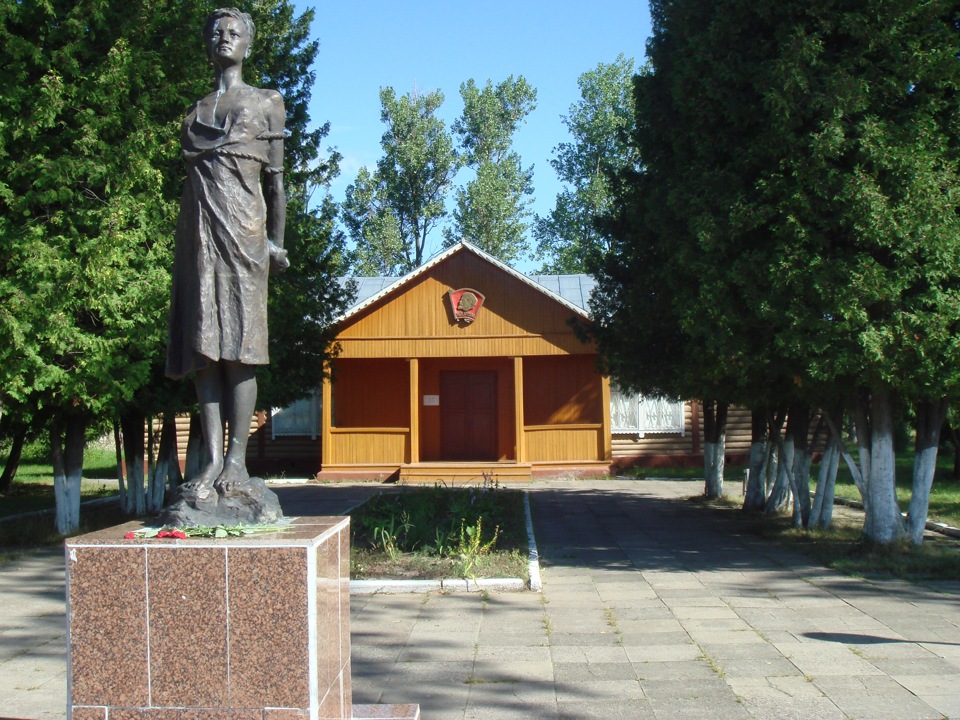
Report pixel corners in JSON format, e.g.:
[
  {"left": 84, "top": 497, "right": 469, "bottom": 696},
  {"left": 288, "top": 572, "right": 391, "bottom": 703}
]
[
  {"left": 214, "top": 461, "right": 249, "bottom": 497},
  {"left": 181, "top": 461, "right": 221, "bottom": 501}
]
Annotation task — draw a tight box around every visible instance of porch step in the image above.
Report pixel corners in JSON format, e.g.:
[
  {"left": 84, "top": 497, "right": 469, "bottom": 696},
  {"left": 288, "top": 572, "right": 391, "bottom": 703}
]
[{"left": 399, "top": 462, "right": 532, "bottom": 485}]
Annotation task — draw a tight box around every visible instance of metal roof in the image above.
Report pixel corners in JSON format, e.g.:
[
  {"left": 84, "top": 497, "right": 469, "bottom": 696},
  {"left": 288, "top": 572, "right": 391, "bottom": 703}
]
[{"left": 337, "top": 242, "right": 595, "bottom": 322}]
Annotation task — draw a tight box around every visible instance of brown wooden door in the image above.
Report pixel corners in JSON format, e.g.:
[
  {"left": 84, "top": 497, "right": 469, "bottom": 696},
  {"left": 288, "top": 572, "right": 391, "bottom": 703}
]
[{"left": 440, "top": 371, "right": 498, "bottom": 460}]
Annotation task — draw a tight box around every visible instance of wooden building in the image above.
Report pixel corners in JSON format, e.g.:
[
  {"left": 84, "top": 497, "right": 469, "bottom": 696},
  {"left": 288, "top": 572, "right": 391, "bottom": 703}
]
[
  {"left": 229, "top": 242, "right": 753, "bottom": 481},
  {"left": 316, "top": 242, "right": 609, "bottom": 483}
]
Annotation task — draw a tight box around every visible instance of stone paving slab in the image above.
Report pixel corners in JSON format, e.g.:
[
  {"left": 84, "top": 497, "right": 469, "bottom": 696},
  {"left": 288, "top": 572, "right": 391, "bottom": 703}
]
[{"left": 2, "top": 478, "right": 960, "bottom": 719}]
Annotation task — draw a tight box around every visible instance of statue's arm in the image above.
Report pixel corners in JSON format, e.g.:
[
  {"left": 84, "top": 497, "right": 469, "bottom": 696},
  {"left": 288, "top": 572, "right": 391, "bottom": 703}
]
[{"left": 263, "top": 90, "right": 287, "bottom": 252}]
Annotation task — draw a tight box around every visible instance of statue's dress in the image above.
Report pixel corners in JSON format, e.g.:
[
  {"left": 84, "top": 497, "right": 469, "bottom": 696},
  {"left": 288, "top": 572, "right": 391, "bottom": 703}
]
[{"left": 166, "top": 88, "right": 272, "bottom": 378}]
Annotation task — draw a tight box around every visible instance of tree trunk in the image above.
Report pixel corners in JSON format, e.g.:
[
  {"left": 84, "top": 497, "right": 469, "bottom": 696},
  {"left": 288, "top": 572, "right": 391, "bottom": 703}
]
[
  {"left": 765, "top": 442, "right": 779, "bottom": 499},
  {"left": 0, "top": 425, "right": 27, "bottom": 493},
  {"left": 147, "top": 414, "right": 180, "bottom": 513},
  {"left": 810, "top": 437, "right": 840, "bottom": 529},
  {"left": 787, "top": 405, "right": 812, "bottom": 528},
  {"left": 904, "top": 398, "right": 948, "bottom": 545},
  {"left": 852, "top": 396, "right": 872, "bottom": 505},
  {"left": 702, "top": 400, "right": 728, "bottom": 499},
  {"left": 858, "top": 389, "right": 903, "bottom": 545},
  {"left": 120, "top": 410, "right": 146, "bottom": 516},
  {"left": 824, "top": 411, "right": 864, "bottom": 500},
  {"left": 948, "top": 424, "right": 960, "bottom": 481},
  {"left": 51, "top": 415, "right": 86, "bottom": 535},
  {"left": 113, "top": 420, "right": 127, "bottom": 501},
  {"left": 743, "top": 409, "right": 767, "bottom": 511},
  {"left": 765, "top": 433, "right": 793, "bottom": 513},
  {"left": 184, "top": 412, "right": 207, "bottom": 483}
]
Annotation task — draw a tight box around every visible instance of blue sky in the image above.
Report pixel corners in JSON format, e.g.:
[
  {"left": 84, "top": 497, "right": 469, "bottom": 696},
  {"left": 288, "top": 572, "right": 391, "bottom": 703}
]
[{"left": 292, "top": 1, "right": 652, "bottom": 270}]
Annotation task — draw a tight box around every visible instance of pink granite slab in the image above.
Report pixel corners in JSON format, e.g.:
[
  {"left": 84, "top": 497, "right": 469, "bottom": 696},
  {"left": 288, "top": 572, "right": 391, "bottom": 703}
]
[{"left": 66, "top": 517, "right": 352, "bottom": 720}]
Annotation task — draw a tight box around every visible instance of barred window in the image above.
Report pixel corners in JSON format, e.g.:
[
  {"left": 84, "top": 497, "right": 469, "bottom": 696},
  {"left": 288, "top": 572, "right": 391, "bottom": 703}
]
[{"left": 610, "top": 386, "right": 684, "bottom": 437}]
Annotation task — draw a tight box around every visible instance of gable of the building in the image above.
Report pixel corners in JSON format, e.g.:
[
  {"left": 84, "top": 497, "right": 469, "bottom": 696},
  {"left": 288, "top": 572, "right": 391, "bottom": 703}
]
[{"left": 335, "top": 243, "right": 595, "bottom": 359}]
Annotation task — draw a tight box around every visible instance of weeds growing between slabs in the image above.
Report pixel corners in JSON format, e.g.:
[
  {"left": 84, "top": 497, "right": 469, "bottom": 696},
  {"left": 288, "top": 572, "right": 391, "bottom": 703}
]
[{"left": 350, "top": 485, "right": 529, "bottom": 581}]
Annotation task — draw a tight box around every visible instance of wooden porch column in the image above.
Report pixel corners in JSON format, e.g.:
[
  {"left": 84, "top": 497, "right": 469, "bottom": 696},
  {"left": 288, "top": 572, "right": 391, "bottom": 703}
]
[
  {"left": 513, "top": 357, "right": 526, "bottom": 463},
  {"left": 600, "top": 375, "right": 612, "bottom": 461},
  {"left": 320, "top": 375, "right": 332, "bottom": 468},
  {"left": 408, "top": 358, "right": 420, "bottom": 463}
]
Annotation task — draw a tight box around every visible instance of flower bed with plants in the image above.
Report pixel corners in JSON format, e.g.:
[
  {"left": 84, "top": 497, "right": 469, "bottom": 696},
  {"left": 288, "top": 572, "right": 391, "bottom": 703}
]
[{"left": 350, "top": 484, "right": 528, "bottom": 581}]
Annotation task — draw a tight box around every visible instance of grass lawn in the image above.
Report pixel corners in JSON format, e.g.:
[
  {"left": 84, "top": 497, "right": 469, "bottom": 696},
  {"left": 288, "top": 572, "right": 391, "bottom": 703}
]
[
  {"left": 0, "top": 445, "right": 119, "bottom": 519},
  {"left": 350, "top": 485, "right": 529, "bottom": 581},
  {"left": 696, "top": 493, "right": 960, "bottom": 581},
  {"left": 0, "top": 445, "right": 126, "bottom": 564},
  {"left": 634, "top": 451, "right": 960, "bottom": 581},
  {"left": 629, "top": 449, "right": 960, "bottom": 529},
  {"left": 830, "top": 452, "right": 960, "bottom": 529}
]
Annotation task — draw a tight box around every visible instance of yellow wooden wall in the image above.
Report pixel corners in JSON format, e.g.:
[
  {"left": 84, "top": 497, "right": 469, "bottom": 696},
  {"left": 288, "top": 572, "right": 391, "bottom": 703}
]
[
  {"left": 326, "top": 428, "right": 409, "bottom": 465},
  {"left": 330, "top": 358, "right": 409, "bottom": 428},
  {"left": 337, "top": 251, "right": 593, "bottom": 358},
  {"left": 522, "top": 355, "right": 602, "bottom": 425},
  {"left": 525, "top": 425, "right": 605, "bottom": 463}
]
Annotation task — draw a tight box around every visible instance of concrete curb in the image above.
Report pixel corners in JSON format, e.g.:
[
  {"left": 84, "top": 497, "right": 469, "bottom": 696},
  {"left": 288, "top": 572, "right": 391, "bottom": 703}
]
[
  {"left": 524, "top": 490, "right": 542, "bottom": 592},
  {"left": 349, "top": 490, "right": 542, "bottom": 595},
  {"left": 350, "top": 577, "right": 526, "bottom": 594}
]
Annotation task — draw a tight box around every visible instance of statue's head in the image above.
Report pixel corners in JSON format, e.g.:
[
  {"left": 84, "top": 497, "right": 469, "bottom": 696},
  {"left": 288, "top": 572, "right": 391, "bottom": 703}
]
[{"left": 204, "top": 7, "right": 256, "bottom": 60}]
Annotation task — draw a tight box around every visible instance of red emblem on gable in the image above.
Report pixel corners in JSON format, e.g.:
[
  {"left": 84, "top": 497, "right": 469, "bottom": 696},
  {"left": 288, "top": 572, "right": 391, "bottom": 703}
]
[{"left": 448, "top": 288, "right": 485, "bottom": 325}]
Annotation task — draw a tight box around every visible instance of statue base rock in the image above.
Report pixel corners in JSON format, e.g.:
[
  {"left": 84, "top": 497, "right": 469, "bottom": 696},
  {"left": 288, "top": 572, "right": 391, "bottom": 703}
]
[{"left": 160, "top": 476, "right": 284, "bottom": 528}]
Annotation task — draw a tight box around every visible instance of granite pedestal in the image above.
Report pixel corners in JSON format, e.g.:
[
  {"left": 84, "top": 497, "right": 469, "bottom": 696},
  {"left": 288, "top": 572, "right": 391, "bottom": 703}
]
[{"left": 65, "top": 517, "right": 418, "bottom": 720}]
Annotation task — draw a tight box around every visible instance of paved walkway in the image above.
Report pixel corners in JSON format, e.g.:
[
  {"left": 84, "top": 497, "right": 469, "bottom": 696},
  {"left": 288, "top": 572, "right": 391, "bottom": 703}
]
[{"left": 2, "top": 479, "right": 960, "bottom": 719}]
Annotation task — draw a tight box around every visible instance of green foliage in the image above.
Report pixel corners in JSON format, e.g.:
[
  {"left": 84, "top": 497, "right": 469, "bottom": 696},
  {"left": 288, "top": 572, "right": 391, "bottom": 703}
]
[
  {"left": 342, "top": 88, "right": 458, "bottom": 274},
  {"left": 0, "top": 0, "right": 349, "bottom": 418},
  {"left": 0, "top": 0, "right": 349, "bottom": 528},
  {"left": 592, "top": 0, "right": 960, "bottom": 404},
  {"left": 352, "top": 487, "right": 524, "bottom": 557},
  {"left": 590, "top": 0, "right": 960, "bottom": 543},
  {"left": 246, "top": 2, "right": 353, "bottom": 410},
  {"left": 536, "top": 55, "right": 639, "bottom": 273},
  {"left": 445, "top": 77, "right": 537, "bottom": 265},
  {"left": 345, "top": 77, "right": 539, "bottom": 272},
  {"left": 0, "top": 0, "right": 201, "bottom": 433},
  {"left": 341, "top": 166, "right": 406, "bottom": 275},
  {"left": 350, "top": 486, "right": 525, "bottom": 580},
  {"left": 452, "top": 516, "right": 500, "bottom": 578}
]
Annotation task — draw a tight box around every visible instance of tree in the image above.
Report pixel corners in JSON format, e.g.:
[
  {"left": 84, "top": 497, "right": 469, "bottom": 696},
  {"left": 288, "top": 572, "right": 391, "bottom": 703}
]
[
  {"left": 593, "top": 0, "right": 960, "bottom": 543},
  {"left": 0, "top": 0, "right": 205, "bottom": 531},
  {"left": 342, "top": 167, "right": 405, "bottom": 275},
  {"left": 342, "top": 87, "right": 458, "bottom": 274},
  {"left": 444, "top": 77, "right": 537, "bottom": 265},
  {"left": 536, "top": 55, "right": 639, "bottom": 273},
  {"left": 0, "top": 0, "right": 350, "bottom": 530},
  {"left": 745, "top": 0, "right": 960, "bottom": 544}
]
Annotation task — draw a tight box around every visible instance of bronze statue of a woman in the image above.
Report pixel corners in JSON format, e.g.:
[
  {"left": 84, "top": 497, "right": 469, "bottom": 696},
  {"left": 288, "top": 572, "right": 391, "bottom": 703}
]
[{"left": 165, "top": 7, "right": 288, "bottom": 517}]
